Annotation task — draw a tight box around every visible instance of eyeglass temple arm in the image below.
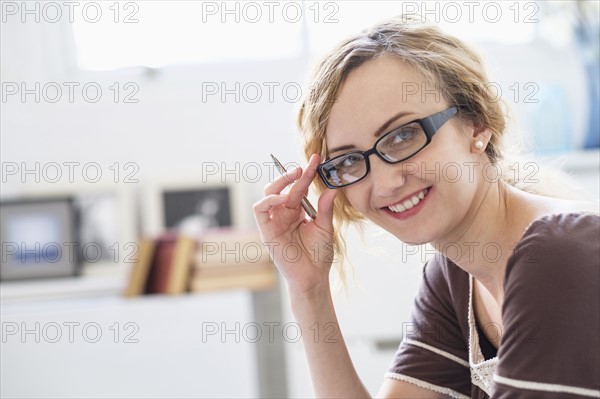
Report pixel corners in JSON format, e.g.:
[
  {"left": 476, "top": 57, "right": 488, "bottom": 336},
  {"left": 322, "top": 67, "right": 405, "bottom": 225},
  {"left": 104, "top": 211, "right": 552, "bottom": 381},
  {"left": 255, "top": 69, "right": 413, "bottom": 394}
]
[{"left": 420, "top": 106, "right": 458, "bottom": 137}]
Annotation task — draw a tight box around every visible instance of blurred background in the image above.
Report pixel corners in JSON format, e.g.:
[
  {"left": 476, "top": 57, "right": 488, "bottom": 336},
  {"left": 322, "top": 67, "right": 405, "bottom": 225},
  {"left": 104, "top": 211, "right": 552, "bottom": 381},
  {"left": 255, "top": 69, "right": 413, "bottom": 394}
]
[{"left": 1, "top": 1, "right": 599, "bottom": 398}]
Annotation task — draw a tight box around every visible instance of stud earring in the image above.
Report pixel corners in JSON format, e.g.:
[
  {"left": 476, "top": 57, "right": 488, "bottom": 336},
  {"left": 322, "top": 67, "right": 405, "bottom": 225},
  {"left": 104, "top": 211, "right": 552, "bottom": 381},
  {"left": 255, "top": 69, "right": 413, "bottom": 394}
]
[{"left": 475, "top": 140, "right": 484, "bottom": 150}]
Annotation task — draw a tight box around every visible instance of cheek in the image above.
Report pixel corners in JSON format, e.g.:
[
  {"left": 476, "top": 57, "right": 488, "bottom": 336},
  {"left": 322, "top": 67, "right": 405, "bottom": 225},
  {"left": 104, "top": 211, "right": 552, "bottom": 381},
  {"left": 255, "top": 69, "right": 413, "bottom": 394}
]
[
  {"left": 441, "top": 162, "right": 470, "bottom": 185},
  {"left": 414, "top": 135, "right": 474, "bottom": 182},
  {"left": 429, "top": 169, "right": 478, "bottom": 222},
  {"left": 342, "top": 186, "right": 368, "bottom": 212}
]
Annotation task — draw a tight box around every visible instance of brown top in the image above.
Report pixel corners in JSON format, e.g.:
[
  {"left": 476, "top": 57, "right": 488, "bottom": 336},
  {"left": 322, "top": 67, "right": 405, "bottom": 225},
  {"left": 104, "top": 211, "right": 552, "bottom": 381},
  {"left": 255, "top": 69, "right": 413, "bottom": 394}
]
[{"left": 385, "top": 212, "right": 600, "bottom": 399}]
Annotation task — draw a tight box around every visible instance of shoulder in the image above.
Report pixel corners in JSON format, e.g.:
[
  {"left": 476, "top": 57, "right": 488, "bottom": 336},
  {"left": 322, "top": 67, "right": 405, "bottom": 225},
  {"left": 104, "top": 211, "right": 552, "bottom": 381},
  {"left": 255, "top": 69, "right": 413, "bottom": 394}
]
[
  {"left": 496, "top": 211, "right": 600, "bottom": 395},
  {"left": 423, "top": 252, "right": 469, "bottom": 304},
  {"left": 418, "top": 253, "right": 471, "bottom": 336},
  {"left": 505, "top": 211, "right": 600, "bottom": 287},
  {"left": 503, "top": 212, "right": 599, "bottom": 314},
  {"left": 425, "top": 251, "right": 470, "bottom": 285},
  {"left": 501, "top": 211, "right": 599, "bottom": 342},
  {"left": 522, "top": 211, "right": 600, "bottom": 241}
]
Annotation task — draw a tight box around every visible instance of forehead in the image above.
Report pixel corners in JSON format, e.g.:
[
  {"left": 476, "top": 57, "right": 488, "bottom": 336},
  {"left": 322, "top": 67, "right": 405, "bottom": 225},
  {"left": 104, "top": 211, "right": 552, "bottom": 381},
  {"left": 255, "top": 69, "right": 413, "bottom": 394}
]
[{"left": 326, "top": 55, "right": 444, "bottom": 150}]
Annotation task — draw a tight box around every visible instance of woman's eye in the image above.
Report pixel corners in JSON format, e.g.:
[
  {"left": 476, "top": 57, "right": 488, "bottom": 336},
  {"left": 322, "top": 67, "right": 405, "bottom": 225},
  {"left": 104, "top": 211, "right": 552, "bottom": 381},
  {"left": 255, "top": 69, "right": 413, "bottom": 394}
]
[
  {"left": 340, "top": 154, "right": 361, "bottom": 168},
  {"left": 391, "top": 127, "right": 416, "bottom": 143}
]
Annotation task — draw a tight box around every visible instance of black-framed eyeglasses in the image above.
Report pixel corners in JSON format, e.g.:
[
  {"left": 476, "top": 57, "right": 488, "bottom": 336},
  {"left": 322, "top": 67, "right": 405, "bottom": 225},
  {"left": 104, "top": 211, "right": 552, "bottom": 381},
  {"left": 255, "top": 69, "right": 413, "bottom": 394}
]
[{"left": 317, "top": 106, "right": 458, "bottom": 189}]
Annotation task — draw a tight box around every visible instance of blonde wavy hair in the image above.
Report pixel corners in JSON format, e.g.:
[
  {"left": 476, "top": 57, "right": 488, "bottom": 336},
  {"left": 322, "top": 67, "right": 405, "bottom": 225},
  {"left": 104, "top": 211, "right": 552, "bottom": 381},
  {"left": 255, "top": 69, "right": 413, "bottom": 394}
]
[{"left": 296, "top": 15, "right": 588, "bottom": 286}]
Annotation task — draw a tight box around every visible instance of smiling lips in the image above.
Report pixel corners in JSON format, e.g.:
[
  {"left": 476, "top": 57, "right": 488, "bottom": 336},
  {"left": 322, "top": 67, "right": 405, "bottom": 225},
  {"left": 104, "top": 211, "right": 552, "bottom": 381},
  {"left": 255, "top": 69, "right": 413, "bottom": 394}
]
[{"left": 386, "top": 187, "right": 430, "bottom": 213}]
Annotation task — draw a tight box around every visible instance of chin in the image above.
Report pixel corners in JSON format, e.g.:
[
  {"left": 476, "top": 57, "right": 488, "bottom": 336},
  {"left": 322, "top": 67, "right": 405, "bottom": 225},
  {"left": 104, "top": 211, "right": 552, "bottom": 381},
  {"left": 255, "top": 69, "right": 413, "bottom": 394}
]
[
  {"left": 410, "top": 238, "right": 430, "bottom": 246},
  {"left": 391, "top": 221, "right": 441, "bottom": 246},
  {"left": 397, "top": 235, "right": 430, "bottom": 246},
  {"left": 374, "top": 225, "right": 429, "bottom": 246}
]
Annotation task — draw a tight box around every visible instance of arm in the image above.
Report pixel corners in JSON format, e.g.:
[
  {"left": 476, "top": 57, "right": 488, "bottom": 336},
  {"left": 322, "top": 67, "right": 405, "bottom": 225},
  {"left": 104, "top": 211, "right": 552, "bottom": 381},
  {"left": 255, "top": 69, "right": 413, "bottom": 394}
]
[
  {"left": 290, "top": 282, "right": 449, "bottom": 399},
  {"left": 377, "top": 380, "right": 451, "bottom": 399},
  {"left": 289, "top": 283, "right": 371, "bottom": 398},
  {"left": 254, "top": 155, "right": 371, "bottom": 397}
]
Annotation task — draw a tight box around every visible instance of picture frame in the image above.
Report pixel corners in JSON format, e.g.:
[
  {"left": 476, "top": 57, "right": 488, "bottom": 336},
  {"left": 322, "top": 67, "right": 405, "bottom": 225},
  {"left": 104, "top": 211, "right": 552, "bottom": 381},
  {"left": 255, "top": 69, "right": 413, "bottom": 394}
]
[
  {"left": 10, "top": 184, "right": 139, "bottom": 274},
  {"left": 0, "top": 196, "right": 81, "bottom": 281},
  {"left": 73, "top": 186, "right": 139, "bottom": 271},
  {"left": 141, "top": 179, "right": 248, "bottom": 238}
]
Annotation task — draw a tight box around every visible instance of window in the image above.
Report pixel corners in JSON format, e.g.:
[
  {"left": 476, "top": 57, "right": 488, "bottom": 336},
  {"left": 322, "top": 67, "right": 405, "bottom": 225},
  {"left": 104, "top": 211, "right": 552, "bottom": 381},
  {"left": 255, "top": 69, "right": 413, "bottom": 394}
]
[
  {"left": 73, "top": 1, "right": 542, "bottom": 71},
  {"left": 306, "top": 1, "right": 537, "bottom": 57},
  {"left": 73, "top": 1, "right": 304, "bottom": 70}
]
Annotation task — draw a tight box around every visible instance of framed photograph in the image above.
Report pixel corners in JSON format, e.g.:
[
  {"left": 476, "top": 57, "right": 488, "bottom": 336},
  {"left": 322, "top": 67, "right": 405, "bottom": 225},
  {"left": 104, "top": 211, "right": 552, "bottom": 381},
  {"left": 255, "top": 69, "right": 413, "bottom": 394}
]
[
  {"left": 74, "top": 187, "right": 138, "bottom": 269},
  {"left": 13, "top": 184, "right": 139, "bottom": 273},
  {"left": 141, "top": 180, "right": 248, "bottom": 237},
  {"left": 163, "top": 186, "right": 231, "bottom": 230},
  {"left": 0, "top": 197, "right": 81, "bottom": 281}
]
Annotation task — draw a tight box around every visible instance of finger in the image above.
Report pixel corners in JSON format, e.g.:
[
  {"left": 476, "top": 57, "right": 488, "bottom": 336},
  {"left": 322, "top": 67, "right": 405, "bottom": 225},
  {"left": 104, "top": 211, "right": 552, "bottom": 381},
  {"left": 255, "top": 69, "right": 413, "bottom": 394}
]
[
  {"left": 315, "top": 188, "right": 338, "bottom": 231},
  {"left": 264, "top": 167, "right": 302, "bottom": 196},
  {"left": 253, "top": 194, "right": 289, "bottom": 225},
  {"left": 287, "top": 154, "right": 320, "bottom": 208}
]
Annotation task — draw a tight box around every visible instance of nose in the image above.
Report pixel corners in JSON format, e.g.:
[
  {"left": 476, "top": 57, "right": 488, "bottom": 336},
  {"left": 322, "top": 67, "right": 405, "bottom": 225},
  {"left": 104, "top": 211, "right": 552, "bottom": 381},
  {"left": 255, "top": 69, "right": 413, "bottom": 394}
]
[{"left": 368, "top": 155, "right": 408, "bottom": 198}]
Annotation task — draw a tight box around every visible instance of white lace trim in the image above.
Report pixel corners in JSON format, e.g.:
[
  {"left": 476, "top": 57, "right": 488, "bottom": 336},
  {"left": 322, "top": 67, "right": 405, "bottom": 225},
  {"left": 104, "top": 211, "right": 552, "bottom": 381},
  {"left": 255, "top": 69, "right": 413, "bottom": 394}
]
[
  {"left": 494, "top": 375, "right": 600, "bottom": 398},
  {"left": 385, "top": 372, "right": 471, "bottom": 399},
  {"left": 402, "top": 338, "right": 470, "bottom": 368},
  {"left": 468, "top": 275, "right": 499, "bottom": 396}
]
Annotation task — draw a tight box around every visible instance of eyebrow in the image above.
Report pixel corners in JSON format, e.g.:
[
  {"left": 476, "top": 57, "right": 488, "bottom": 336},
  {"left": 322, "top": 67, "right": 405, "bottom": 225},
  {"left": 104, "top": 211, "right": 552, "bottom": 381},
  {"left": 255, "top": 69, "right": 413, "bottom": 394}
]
[{"left": 328, "top": 111, "right": 415, "bottom": 156}]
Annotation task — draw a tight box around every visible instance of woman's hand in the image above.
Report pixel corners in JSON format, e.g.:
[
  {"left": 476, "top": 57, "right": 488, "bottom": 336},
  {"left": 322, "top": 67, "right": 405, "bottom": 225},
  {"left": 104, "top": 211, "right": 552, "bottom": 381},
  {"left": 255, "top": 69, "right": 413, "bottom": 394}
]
[{"left": 253, "top": 154, "right": 338, "bottom": 296}]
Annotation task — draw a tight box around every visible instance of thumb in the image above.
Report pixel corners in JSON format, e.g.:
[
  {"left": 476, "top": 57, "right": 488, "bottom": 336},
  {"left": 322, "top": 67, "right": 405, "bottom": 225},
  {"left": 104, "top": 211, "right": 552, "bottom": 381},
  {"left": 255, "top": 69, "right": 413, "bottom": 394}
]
[{"left": 315, "top": 188, "right": 338, "bottom": 230}]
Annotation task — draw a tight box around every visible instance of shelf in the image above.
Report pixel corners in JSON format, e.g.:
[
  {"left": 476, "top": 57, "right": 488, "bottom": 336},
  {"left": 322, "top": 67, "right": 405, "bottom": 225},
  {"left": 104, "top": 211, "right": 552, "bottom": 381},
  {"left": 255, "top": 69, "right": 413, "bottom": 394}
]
[{"left": 0, "top": 273, "right": 125, "bottom": 303}]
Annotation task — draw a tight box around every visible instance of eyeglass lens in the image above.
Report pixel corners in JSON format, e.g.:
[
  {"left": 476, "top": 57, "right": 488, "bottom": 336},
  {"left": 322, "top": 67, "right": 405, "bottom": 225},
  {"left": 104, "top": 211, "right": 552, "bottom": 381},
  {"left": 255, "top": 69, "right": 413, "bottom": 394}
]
[{"left": 322, "top": 122, "right": 427, "bottom": 187}]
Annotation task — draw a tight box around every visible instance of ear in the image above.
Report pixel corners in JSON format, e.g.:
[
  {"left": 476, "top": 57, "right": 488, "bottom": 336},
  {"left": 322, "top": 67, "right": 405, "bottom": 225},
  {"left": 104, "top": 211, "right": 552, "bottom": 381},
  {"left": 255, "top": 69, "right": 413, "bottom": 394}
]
[{"left": 471, "top": 126, "right": 492, "bottom": 153}]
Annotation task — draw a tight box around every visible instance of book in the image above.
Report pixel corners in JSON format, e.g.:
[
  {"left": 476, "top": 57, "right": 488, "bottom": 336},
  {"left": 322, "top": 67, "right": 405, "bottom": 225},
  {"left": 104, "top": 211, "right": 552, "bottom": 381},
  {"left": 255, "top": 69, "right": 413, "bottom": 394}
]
[
  {"left": 190, "top": 227, "right": 277, "bottom": 293},
  {"left": 189, "top": 267, "right": 277, "bottom": 293},
  {"left": 123, "top": 238, "right": 156, "bottom": 297},
  {"left": 165, "top": 236, "right": 196, "bottom": 295},
  {"left": 193, "top": 261, "right": 273, "bottom": 277},
  {"left": 194, "top": 228, "right": 271, "bottom": 270},
  {"left": 145, "top": 233, "right": 177, "bottom": 294},
  {"left": 124, "top": 233, "right": 197, "bottom": 296}
]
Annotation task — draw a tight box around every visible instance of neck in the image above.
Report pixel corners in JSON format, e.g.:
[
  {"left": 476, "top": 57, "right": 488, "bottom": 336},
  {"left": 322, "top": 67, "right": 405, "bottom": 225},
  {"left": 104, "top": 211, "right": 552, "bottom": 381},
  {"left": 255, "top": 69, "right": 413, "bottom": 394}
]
[{"left": 432, "top": 179, "right": 521, "bottom": 304}]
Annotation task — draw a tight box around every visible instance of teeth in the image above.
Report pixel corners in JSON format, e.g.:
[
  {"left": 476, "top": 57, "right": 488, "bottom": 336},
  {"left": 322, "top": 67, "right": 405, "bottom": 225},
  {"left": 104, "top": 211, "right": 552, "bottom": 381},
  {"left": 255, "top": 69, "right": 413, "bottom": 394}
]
[
  {"left": 389, "top": 202, "right": 406, "bottom": 212},
  {"left": 388, "top": 202, "right": 405, "bottom": 212},
  {"left": 388, "top": 188, "right": 429, "bottom": 213}
]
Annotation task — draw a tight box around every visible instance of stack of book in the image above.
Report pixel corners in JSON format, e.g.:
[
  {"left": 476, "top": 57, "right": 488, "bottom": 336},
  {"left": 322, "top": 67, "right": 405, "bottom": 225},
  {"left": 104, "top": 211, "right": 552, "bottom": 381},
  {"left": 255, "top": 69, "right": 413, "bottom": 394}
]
[
  {"left": 124, "top": 229, "right": 277, "bottom": 296},
  {"left": 189, "top": 228, "right": 277, "bottom": 293},
  {"left": 124, "top": 231, "right": 196, "bottom": 297}
]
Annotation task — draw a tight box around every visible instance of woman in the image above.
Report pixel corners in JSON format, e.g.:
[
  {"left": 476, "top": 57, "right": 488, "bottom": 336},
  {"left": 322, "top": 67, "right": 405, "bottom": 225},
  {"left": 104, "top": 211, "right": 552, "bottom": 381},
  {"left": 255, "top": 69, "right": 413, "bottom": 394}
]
[{"left": 253, "top": 16, "right": 600, "bottom": 399}]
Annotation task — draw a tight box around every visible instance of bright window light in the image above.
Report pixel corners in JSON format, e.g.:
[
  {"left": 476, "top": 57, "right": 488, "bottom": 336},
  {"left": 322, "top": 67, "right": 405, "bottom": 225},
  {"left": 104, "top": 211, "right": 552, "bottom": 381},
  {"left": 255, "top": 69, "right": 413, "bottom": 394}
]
[
  {"left": 306, "top": 1, "right": 537, "bottom": 56},
  {"left": 73, "top": 1, "right": 304, "bottom": 70},
  {"left": 73, "top": 1, "right": 538, "bottom": 71}
]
